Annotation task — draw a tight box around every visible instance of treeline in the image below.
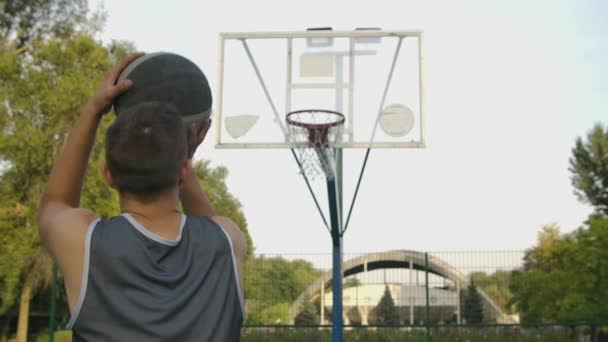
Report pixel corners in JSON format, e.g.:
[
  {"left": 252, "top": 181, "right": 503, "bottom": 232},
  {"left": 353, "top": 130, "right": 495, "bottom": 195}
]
[
  {"left": 508, "top": 123, "right": 608, "bottom": 323},
  {"left": 244, "top": 256, "right": 321, "bottom": 324},
  {"left": 0, "top": 1, "right": 253, "bottom": 341},
  {"left": 471, "top": 123, "right": 608, "bottom": 324}
]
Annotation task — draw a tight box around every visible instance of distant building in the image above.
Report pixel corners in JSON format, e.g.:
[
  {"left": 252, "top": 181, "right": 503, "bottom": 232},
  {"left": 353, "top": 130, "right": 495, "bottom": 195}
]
[
  {"left": 323, "top": 283, "right": 459, "bottom": 325},
  {"left": 289, "top": 250, "right": 516, "bottom": 325}
]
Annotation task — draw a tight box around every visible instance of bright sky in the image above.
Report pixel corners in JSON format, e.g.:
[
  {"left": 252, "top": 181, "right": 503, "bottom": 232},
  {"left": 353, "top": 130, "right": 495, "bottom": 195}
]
[{"left": 89, "top": 0, "right": 607, "bottom": 253}]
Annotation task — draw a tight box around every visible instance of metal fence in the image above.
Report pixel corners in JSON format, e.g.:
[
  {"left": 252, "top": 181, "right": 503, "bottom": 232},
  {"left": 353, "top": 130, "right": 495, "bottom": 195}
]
[
  {"left": 244, "top": 250, "right": 524, "bottom": 327},
  {"left": 239, "top": 250, "right": 606, "bottom": 340}
]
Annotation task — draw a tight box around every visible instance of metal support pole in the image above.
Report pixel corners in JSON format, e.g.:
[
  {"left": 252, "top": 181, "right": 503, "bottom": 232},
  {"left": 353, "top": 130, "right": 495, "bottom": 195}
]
[
  {"left": 456, "top": 280, "right": 461, "bottom": 324},
  {"left": 334, "top": 47, "right": 346, "bottom": 234},
  {"left": 331, "top": 239, "right": 343, "bottom": 340},
  {"left": 409, "top": 259, "right": 414, "bottom": 326},
  {"left": 425, "top": 253, "right": 431, "bottom": 341},
  {"left": 321, "top": 283, "right": 325, "bottom": 324},
  {"left": 49, "top": 263, "right": 58, "bottom": 342},
  {"left": 327, "top": 178, "right": 343, "bottom": 342},
  {"left": 336, "top": 148, "right": 343, "bottom": 230}
]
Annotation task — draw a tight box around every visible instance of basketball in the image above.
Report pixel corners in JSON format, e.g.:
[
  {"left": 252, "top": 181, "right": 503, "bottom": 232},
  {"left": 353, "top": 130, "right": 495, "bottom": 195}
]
[{"left": 114, "top": 52, "right": 212, "bottom": 131}]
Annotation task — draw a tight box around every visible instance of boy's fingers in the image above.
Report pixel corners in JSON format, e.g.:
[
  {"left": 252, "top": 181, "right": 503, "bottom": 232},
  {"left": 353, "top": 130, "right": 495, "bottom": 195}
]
[
  {"left": 201, "top": 119, "right": 211, "bottom": 134},
  {"left": 107, "top": 80, "right": 133, "bottom": 99},
  {"left": 117, "top": 79, "right": 133, "bottom": 93},
  {"left": 189, "top": 123, "right": 198, "bottom": 143},
  {"left": 107, "top": 52, "right": 145, "bottom": 82},
  {"left": 187, "top": 123, "right": 199, "bottom": 158},
  {"left": 198, "top": 120, "right": 211, "bottom": 142}
]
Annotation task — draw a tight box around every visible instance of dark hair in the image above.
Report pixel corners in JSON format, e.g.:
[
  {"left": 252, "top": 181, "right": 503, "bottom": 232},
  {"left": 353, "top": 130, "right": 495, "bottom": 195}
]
[{"left": 105, "top": 102, "right": 187, "bottom": 196}]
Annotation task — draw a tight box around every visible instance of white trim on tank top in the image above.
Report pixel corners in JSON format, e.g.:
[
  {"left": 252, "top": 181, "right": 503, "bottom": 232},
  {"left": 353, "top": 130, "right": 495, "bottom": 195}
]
[
  {"left": 216, "top": 224, "right": 247, "bottom": 321},
  {"left": 121, "top": 213, "right": 186, "bottom": 246},
  {"left": 66, "top": 218, "right": 100, "bottom": 329}
]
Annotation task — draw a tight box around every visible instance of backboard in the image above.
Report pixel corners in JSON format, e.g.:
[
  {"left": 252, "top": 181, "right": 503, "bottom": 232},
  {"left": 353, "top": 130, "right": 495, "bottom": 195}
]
[{"left": 215, "top": 29, "right": 425, "bottom": 149}]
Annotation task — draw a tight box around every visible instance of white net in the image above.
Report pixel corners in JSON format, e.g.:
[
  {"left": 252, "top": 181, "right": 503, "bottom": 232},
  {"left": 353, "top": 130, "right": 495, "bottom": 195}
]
[{"left": 286, "top": 110, "right": 344, "bottom": 180}]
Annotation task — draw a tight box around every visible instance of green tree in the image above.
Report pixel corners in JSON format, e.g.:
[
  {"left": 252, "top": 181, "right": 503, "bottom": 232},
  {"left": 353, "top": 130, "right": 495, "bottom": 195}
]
[
  {"left": 245, "top": 256, "right": 321, "bottom": 324},
  {"left": 509, "top": 225, "right": 572, "bottom": 322},
  {"left": 1, "top": 10, "right": 110, "bottom": 341},
  {"left": 509, "top": 218, "right": 608, "bottom": 322},
  {"left": 0, "top": 0, "right": 102, "bottom": 50},
  {"left": 512, "top": 121, "right": 608, "bottom": 322},
  {"left": 0, "top": 33, "right": 126, "bottom": 341},
  {"left": 375, "top": 285, "right": 400, "bottom": 325},
  {"left": 471, "top": 271, "right": 513, "bottom": 314},
  {"left": 462, "top": 282, "right": 484, "bottom": 324},
  {"left": 571, "top": 215, "right": 608, "bottom": 320},
  {"left": 0, "top": 8, "right": 252, "bottom": 339},
  {"left": 521, "top": 224, "right": 564, "bottom": 272},
  {"left": 569, "top": 122, "right": 608, "bottom": 215}
]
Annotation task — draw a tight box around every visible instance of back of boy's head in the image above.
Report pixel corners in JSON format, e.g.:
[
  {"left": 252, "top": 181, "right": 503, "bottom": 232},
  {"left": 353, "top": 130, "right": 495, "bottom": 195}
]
[{"left": 105, "top": 102, "right": 187, "bottom": 196}]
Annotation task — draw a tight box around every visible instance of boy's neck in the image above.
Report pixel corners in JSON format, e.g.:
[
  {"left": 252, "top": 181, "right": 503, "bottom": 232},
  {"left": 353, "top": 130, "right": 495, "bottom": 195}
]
[{"left": 120, "top": 188, "right": 181, "bottom": 219}]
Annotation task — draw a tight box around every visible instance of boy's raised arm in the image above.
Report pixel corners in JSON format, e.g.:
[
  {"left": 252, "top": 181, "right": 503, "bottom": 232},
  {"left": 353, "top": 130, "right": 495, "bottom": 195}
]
[
  {"left": 38, "top": 53, "right": 143, "bottom": 241},
  {"left": 179, "top": 120, "right": 217, "bottom": 217}
]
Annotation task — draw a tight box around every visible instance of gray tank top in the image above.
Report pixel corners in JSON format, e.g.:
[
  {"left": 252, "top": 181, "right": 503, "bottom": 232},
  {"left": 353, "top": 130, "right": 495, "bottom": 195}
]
[{"left": 66, "top": 213, "right": 244, "bottom": 341}]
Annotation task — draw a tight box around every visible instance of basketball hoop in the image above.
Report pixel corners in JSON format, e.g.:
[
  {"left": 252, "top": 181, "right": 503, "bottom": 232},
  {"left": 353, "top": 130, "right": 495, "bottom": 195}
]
[{"left": 286, "top": 109, "right": 345, "bottom": 180}]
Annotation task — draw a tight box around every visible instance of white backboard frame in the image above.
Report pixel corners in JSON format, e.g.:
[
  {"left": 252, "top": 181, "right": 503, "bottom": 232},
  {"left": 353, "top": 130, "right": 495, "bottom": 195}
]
[{"left": 215, "top": 30, "right": 426, "bottom": 149}]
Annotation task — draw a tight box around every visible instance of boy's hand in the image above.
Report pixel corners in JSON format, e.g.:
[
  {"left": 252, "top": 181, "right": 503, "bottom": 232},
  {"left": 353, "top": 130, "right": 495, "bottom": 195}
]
[
  {"left": 86, "top": 52, "right": 145, "bottom": 116},
  {"left": 186, "top": 120, "right": 212, "bottom": 159},
  {"left": 180, "top": 119, "right": 216, "bottom": 217}
]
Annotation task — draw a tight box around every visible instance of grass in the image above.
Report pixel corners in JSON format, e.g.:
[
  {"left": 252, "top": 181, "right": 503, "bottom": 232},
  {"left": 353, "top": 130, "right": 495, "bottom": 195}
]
[
  {"left": 240, "top": 326, "right": 577, "bottom": 342},
  {"left": 33, "top": 326, "right": 584, "bottom": 342}
]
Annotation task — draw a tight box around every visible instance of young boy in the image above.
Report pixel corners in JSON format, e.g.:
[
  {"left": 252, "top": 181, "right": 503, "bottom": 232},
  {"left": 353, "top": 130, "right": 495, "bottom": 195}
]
[{"left": 38, "top": 53, "right": 246, "bottom": 341}]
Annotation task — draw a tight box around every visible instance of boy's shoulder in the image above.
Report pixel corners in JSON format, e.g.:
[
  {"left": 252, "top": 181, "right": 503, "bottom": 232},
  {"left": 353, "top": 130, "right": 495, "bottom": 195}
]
[
  {"left": 38, "top": 206, "right": 98, "bottom": 312},
  {"left": 208, "top": 216, "right": 247, "bottom": 258},
  {"left": 39, "top": 206, "right": 97, "bottom": 259}
]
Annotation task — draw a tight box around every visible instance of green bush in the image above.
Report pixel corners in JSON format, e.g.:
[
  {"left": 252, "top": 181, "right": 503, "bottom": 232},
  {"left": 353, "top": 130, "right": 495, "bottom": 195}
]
[
  {"left": 35, "top": 330, "right": 72, "bottom": 342},
  {"left": 246, "top": 302, "right": 290, "bottom": 325}
]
